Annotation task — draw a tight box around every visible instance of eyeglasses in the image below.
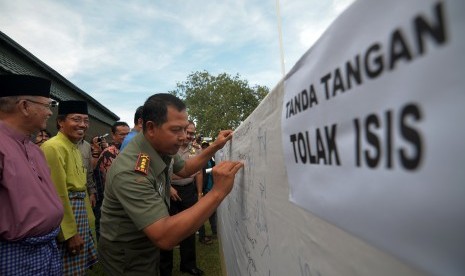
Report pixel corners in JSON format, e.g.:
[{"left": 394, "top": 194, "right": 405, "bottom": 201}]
[
  {"left": 68, "top": 116, "right": 90, "bottom": 125},
  {"left": 23, "top": 99, "right": 59, "bottom": 108}
]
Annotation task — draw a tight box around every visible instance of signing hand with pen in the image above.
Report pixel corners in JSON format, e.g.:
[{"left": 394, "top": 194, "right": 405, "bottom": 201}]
[{"left": 210, "top": 161, "right": 244, "bottom": 198}]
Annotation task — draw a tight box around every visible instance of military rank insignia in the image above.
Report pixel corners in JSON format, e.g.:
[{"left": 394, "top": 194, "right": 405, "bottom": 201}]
[
  {"left": 135, "top": 153, "right": 150, "bottom": 175},
  {"left": 188, "top": 146, "right": 197, "bottom": 158}
]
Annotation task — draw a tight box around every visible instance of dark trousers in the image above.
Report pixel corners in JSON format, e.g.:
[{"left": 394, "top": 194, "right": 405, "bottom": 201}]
[
  {"left": 199, "top": 205, "right": 217, "bottom": 239},
  {"left": 159, "top": 182, "right": 198, "bottom": 276},
  {"left": 92, "top": 198, "right": 103, "bottom": 241}
]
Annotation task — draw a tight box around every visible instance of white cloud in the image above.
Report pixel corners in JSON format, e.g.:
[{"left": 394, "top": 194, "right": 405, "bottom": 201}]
[{"left": 0, "top": 0, "right": 353, "bottom": 122}]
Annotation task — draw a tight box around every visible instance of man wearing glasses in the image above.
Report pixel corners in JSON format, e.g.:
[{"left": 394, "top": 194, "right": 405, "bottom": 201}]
[
  {"left": 41, "top": 100, "right": 98, "bottom": 275},
  {"left": 0, "top": 75, "right": 64, "bottom": 275}
]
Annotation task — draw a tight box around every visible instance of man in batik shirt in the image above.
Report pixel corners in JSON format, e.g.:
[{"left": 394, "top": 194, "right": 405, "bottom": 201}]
[{"left": 93, "top": 121, "right": 129, "bottom": 240}]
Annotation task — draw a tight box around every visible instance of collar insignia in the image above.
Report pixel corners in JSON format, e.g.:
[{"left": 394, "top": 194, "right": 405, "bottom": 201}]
[{"left": 135, "top": 153, "right": 150, "bottom": 175}]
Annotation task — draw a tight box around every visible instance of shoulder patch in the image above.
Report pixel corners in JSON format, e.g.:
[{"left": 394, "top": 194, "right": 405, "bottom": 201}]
[{"left": 135, "top": 153, "right": 150, "bottom": 175}]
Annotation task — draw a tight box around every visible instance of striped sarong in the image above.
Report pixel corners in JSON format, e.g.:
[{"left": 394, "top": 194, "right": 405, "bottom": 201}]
[
  {"left": 58, "top": 191, "right": 98, "bottom": 275},
  {"left": 0, "top": 227, "right": 62, "bottom": 276}
]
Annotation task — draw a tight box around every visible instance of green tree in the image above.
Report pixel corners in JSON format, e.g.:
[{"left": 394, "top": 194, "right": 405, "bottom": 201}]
[{"left": 170, "top": 71, "right": 269, "bottom": 138}]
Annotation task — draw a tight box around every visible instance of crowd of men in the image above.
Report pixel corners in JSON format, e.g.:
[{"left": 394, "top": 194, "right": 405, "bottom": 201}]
[{"left": 0, "top": 74, "right": 243, "bottom": 276}]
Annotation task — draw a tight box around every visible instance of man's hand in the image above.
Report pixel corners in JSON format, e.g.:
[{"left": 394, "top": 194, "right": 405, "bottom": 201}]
[
  {"left": 67, "top": 234, "right": 84, "bottom": 256},
  {"left": 170, "top": 186, "right": 181, "bottom": 201},
  {"left": 211, "top": 161, "right": 244, "bottom": 198},
  {"left": 212, "top": 130, "right": 233, "bottom": 149},
  {"left": 89, "top": 193, "right": 96, "bottom": 207}
]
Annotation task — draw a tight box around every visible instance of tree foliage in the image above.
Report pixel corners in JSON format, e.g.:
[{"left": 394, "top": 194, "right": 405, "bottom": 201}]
[{"left": 170, "top": 71, "right": 269, "bottom": 138}]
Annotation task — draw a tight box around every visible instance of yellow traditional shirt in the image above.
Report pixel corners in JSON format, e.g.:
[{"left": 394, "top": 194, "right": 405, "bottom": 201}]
[{"left": 41, "top": 131, "right": 88, "bottom": 241}]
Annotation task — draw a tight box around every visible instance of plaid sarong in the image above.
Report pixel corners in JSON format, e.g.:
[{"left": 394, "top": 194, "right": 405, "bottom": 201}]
[
  {"left": 58, "top": 191, "right": 98, "bottom": 275},
  {"left": 0, "top": 227, "right": 62, "bottom": 276}
]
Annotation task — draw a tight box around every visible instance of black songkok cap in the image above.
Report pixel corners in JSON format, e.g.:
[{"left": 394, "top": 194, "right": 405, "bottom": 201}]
[
  {"left": 0, "top": 74, "right": 51, "bottom": 98},
  {"left": 58, "top": 100, "right": 88, "bottom": 115}
]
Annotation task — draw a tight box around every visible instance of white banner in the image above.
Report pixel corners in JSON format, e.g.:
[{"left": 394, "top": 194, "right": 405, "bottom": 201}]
[{"left": 282, "top": 0, "right": 465, "bottom": 275}]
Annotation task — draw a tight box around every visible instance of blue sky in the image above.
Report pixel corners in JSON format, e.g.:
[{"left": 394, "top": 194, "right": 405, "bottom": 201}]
[{"left": 0, "top": 0, "right": 353, "bottom": 125}]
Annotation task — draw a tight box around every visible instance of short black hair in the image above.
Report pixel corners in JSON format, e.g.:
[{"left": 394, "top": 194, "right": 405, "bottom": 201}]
[
  {"left": 134, "top": 106, "right": 144, "bottom": 125},
  {"left": 111, "top": 121, "right": 129, "bottom": 134},
  {"left": 40, "top": 129, "right": 52, "bottom": 137},
  {"left": 142, "top": 93, "right": 186, "bottom": 131}
]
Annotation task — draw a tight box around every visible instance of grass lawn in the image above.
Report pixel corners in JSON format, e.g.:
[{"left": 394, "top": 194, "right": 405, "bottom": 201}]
[{"left": 88, "top": 223, "right": 222, "bottom": 276}]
